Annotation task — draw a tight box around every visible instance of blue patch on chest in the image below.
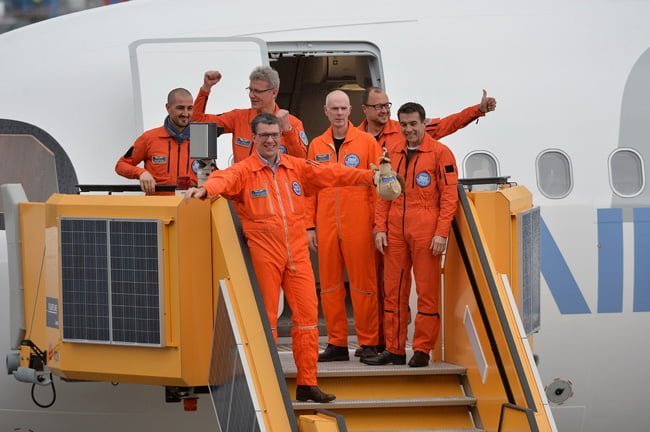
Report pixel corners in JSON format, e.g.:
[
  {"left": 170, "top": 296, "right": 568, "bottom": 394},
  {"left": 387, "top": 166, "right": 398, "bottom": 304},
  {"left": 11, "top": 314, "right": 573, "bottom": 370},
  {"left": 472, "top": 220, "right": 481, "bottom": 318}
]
[
  {"left": 299, "top": 131, "right": 309, "bottom": 146},
  {"left": 279, "top": 145, "right": 287, "bottom": 154},
  {"left": 292, "top": 181, "right": 302, "bottom": 196},
  {"left": 344, "top": 153, "right": 360, "bottom": 168},
  {"left": 415, "top": 171, "right": 431, "bottom": 187},
  {"left": 315, "top": 153, "right": 330, "bottom": 162},
  {"left": 191, "top": 160, "right": 200, "bottom": 173}
]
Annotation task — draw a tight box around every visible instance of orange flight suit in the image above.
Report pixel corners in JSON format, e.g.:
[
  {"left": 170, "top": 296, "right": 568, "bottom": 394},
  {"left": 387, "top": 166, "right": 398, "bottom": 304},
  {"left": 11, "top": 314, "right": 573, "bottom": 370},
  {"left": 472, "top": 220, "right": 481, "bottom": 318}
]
[
  {"left": 306, "top": 123, "right": 382, "bottom": 348},
  {"left": 203, "top": 153, "right": 373, "bottom": 385},
  {"left": 358, "top": 104, "right": 481, "bottom": 347},
  {"left": 115, "top": 126, "right": 198, "bottom": 186},
  {"left": 193, "top": 88, "right": 308, "bottom": 162},
  {"left": 374, "top": 134, "right": 459, "bottom": 356}
]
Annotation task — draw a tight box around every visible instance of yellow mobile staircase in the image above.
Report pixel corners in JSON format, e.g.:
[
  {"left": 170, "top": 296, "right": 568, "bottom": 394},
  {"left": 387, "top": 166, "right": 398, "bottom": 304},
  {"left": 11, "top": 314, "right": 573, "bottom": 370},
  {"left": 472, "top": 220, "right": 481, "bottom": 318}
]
[{"left": 1, "top": 178, "right": 556, "bottom": 431}]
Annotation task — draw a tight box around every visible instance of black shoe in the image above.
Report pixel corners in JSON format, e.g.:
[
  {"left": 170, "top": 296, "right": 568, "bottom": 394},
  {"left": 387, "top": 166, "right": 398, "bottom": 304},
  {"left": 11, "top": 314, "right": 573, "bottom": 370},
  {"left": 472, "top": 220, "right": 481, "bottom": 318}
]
[
  {"left": 358, "top": 345, "right": 378, "bottom": 360},
  {"left": 354, "top": 344, "right": 386, "bottom": 357},
  {"left": 296, "top": 385, "right": 336, "bottom": 403},
  {"left": 360, "top": 350, "right": 406, "bottom": 366},
  {"left": 318, "top": 344, "right": 349, "bottom": 362},
  {"left": 408, "top": 350, "right": 430, "bottom": 367}
]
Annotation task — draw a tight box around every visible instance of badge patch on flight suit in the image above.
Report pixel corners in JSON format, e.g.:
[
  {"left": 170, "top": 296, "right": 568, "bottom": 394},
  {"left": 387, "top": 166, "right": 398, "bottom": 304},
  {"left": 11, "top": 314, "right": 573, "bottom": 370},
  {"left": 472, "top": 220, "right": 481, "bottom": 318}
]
[
  {"left": 292, "top": 181, "right": 302, "bottom": 196},
  {"left": 192, "top": 160, "right": 200, "bottom": 173},
  {"left": 300, "top": 131, "right": 309, "bottom": 146},
  {"left": 344, "top": 154, "right": 360, "bottom": 168},
  {"left": 279, "top": 145, "right": 287, "bottom": 154},
  {"left": 251, "top": 189, "right": 268, "bottom": 198},
  {"left": 236, "top": 137, "right": 251, "bottom": 147},
  {"left": 416, "top": 171, "right": 431, "bottom": 187},
  {"left": 152, "top": 155, "right": 167, "bottom": 164},
  {"left": 315, "top": 153, "right": 330, "bottom": 162}
]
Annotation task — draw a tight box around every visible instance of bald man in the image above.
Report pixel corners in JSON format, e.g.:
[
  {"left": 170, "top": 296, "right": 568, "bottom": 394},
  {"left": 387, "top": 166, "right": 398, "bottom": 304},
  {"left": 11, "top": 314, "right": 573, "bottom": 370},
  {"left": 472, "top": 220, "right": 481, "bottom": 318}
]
[
  {"left": 116, "top": 88, "right": 197, "bottom": 193},
  {"left": 306, "top": 91, "right": 383, "bottom": 362}
]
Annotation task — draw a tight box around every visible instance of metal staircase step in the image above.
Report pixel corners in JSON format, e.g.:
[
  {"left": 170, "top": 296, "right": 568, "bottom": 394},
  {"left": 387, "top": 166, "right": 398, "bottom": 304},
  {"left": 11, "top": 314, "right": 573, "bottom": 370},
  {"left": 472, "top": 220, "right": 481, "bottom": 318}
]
[
  {"left": 279, "top": 351, "right": 466, "bottom": 378},
  {"left": 292, "top": 395, "right": 476, "bottom": 411}
]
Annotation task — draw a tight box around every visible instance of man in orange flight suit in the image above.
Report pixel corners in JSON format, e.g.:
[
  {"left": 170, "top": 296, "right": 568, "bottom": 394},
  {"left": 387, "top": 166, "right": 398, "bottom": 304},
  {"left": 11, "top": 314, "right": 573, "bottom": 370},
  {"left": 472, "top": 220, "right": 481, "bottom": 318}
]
[
  {"left": 363, "top": 102, "right": 459, "bottom": 368},
  {"left": 358, "top": 87, "right": 497, "bottom": 148},
  {"left": 306, "top": 90, "right": 383, "bottom": 362},
  {"left": 354, "top": 87, "right": 496, "bottom": 357},
  {"left": 115, "top": 88, "right": 197, "bottom": 193},
  {"left": 192, "top": 66, "right": 308, "bottom": 163},
  {"left": 185, "top": 113, "right": 380, "bottom": 403}
]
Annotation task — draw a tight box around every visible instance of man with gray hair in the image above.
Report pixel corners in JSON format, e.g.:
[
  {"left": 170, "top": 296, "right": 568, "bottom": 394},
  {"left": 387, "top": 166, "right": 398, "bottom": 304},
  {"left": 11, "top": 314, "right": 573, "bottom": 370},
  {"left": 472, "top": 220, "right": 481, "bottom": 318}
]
[{"left": 192, "top": 66, "right": 308, "bottom": 163}]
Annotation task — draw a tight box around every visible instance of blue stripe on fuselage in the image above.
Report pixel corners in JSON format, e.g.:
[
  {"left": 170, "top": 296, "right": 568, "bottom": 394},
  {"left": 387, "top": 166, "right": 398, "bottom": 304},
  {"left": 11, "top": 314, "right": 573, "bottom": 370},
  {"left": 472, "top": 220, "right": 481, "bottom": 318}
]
[
  {"left": 597, "top": 208, "right": 624, "bottom": 313},
  {"left": 541, "top": 217, "right": 591, "bottom": 314}
]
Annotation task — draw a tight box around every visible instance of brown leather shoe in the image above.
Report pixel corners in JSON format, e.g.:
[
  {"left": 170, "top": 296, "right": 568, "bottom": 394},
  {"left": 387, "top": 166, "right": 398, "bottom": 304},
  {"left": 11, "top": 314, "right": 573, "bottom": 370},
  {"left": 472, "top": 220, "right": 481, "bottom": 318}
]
[
  {"left": 408, "top": 350, "right": 430, "bottom": 367},
  {"left": 296, "top": 385, "right": 336, "bottom": 403},
  {"left": 360, "top": 350, "right": 406, "bottom": 365},
  {"left": 318, "top": 344, "right": 349, "bottom": 362}
]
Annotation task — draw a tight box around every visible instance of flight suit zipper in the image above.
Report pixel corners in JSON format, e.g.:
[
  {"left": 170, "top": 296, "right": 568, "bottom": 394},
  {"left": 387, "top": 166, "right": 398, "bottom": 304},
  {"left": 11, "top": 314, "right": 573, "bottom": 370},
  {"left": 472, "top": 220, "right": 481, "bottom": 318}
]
[
  {"left": 330, "top": 142, "right": 343, "bottom": 240},
  {"left": 271, "top": 173, "right": 295, "bottom": 272}
]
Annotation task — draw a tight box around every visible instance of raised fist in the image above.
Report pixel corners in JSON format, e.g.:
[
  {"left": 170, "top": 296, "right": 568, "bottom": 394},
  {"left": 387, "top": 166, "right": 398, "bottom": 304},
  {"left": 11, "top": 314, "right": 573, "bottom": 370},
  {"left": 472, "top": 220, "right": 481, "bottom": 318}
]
[{"left": 202, "top": 70, "right": 222, "bottom": 92}]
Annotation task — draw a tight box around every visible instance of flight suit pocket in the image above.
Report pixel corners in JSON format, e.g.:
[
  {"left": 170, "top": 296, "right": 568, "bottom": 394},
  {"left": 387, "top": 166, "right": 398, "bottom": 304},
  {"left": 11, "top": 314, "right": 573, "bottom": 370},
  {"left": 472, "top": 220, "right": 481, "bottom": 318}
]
[
  {"left": 148, "top": 154, "right": 170, "bottom": 181},
  {"left": 246, "top": 183, "right": 275, "bottom": 220}
]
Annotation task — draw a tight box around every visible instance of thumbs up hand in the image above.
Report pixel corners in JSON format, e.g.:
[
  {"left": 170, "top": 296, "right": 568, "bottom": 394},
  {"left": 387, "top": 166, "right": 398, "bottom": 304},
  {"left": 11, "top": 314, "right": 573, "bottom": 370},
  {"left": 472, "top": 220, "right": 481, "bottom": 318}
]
[{"left": 479, "top": 89, "right": 497, "bottom": 113}]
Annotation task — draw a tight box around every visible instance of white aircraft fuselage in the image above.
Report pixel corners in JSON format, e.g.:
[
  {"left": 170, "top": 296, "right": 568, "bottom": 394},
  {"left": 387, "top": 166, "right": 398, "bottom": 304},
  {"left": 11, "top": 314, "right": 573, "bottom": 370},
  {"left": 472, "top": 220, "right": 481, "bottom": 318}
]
[{"left": 1, "top": 1, "right": 649, "bottom": 431}]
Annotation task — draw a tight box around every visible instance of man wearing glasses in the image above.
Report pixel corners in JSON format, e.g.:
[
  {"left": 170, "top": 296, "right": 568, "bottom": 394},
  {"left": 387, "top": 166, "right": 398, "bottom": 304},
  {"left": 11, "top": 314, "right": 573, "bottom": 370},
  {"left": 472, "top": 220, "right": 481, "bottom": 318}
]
[
  {"left": 359, "top": 87, "right": 496, "bottom": 149},
  {"left": 353, "top": 87, "right": 497, "bottom": 358},
  {"left": 192, "top": 66, "right": 308, "bottom": 163},
  {"left": 185, "top": 113, "right": 391, "bottom": 403},
  {"left": 306, "top": 90, "right": 384, "bottom": 363}
]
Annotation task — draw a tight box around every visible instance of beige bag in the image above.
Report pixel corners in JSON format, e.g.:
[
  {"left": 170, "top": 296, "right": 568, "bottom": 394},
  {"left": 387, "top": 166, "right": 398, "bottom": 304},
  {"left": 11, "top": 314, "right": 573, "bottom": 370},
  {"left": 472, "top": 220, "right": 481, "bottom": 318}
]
[{"left": 371, "top": 156, "right": 401, "bottom": 200}]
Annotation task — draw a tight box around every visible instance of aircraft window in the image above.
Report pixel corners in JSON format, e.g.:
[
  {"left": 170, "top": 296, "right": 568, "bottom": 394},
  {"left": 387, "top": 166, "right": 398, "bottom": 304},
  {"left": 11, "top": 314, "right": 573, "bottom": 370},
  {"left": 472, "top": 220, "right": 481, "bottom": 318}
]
[
  {"left": 463, "top": 151, "right": 499, "bottom": 191},
  {"left": 536, "top": 149, "right": 573, "bottom": 199},
  {"left": 609, "top": 148, "right": 645, "bottom": 197}
]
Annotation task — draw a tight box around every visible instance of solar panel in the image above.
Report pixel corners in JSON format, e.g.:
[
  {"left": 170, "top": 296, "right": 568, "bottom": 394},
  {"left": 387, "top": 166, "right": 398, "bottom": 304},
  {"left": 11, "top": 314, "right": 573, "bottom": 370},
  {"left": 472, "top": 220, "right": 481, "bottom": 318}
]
[
  {"left": 60, "top": 219, "right": 110, "bottom": 342},
  {"left": 60, "top": 218, "right": 163, "bottom": 346},
  {"left": 110, "top": 220, "right": 162, "bottom": 345}
]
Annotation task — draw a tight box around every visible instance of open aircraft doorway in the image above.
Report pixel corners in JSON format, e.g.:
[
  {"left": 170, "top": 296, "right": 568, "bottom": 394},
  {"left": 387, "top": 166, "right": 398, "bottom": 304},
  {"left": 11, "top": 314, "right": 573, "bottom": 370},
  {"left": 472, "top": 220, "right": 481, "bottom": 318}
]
[
  {"left": 269, "top": 41, "right": 384, "bottom": 141},
  {"left": 268, "top": 42, "right": 385, "bottom": 338}
]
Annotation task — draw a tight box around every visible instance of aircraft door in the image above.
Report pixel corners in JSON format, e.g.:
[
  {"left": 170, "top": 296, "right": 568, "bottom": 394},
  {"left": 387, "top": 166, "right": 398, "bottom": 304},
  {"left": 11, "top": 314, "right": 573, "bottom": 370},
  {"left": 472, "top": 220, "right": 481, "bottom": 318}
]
[{"left": 130, "top": 37, "right": 269, "bottom": 169}]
